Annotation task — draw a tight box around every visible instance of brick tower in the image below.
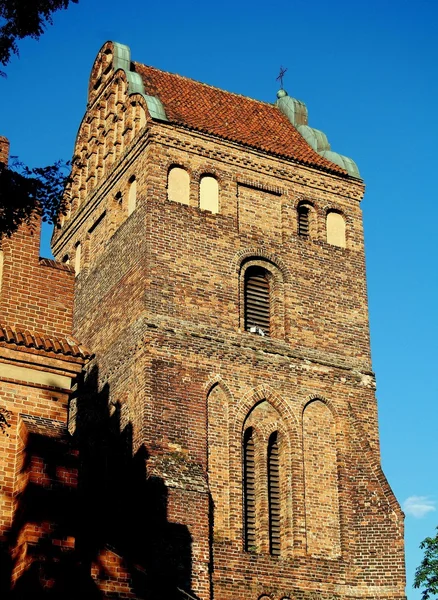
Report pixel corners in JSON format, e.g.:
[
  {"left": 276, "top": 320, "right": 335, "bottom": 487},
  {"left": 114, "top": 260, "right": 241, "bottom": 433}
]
[{"left": 51, "top": 42, "right": 406, "bottom": 600}]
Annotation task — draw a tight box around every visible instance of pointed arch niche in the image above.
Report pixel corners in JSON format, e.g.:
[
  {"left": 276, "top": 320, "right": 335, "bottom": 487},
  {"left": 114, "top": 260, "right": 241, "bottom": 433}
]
[
  {"left": 242, "top": 400, "right": 292, "bottom": 556},
  {"left": 207, "top": 384, "right": 230, "bottom": 538},
  {"left": 303, "top": 399, "right": 341, "bottom": 558}
]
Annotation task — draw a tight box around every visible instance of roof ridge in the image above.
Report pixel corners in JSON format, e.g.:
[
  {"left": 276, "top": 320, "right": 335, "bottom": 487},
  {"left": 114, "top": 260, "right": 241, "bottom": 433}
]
[{"left": 133, "top": 61, "right": 278, "bottom": 110}]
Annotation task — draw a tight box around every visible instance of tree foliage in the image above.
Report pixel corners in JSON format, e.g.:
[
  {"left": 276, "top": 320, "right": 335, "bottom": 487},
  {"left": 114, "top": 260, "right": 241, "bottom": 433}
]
[
  {"left": 0, "top": 159, "right": 69, "bottom": 237},
  {"left": 0, "top": 0, "right": 78, "bottom": 73},
  {"left": 0, "top": 406, "right": 11, "bottom": 434},
  {"left": 415, "top": 527, "right": 438, "bottom": 600}
]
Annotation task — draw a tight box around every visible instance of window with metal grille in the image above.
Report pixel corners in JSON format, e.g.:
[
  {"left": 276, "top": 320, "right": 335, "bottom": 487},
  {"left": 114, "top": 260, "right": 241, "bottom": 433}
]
[
  {"left": 244, "top": 428, "right": 256, "bottom": 551},
  {"left": 244, "top": 267, "right": 270, "bottom": 336},
  {"left": 268, "top": 432, "right": 281, "bottom": 556},
  {"left": 297, "top": 204, "right": 310, "bottom": 238}
]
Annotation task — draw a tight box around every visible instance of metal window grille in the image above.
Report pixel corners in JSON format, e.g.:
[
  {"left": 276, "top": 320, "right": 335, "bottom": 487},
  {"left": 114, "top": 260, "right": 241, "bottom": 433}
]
[
  {"left": 244, "top": 428, "right": 256, "bottom": 551},
  {"left": 268, "top": 432, "right": 281, "bottom": 556},
  {"left": 245, "top": 267, "right": 270, "bottom": 336}
]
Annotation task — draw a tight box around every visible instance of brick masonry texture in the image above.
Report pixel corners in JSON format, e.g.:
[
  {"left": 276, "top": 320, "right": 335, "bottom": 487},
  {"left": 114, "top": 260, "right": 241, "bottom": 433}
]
[
  {"left": 1, "top": 41, "right": 406, "bottom": 600},
  {"left": 0, "top": 133, "right": 86, "bottom": 598}
]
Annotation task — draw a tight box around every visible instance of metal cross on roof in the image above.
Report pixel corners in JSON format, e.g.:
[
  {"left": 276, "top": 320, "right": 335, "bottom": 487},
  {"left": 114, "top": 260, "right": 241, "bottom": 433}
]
[{"left": 276, "top": 66, "right": 288, "bottom": 89}]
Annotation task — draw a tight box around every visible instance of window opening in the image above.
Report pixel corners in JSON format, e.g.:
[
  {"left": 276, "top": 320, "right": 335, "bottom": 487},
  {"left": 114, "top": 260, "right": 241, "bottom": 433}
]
[
  {"left": 268, "top": 432, "right": 281, "bottom": 556},
  {"left": 244, "top": 428, "right": 256, "bottom": 551},
  {"left": 298, "top": 205, "right": 310, "bottom": 238},
  {"left": 168, "top": 166, "right": 190, "bottom": 205},
  {"left": 245, "top": 267, "right": 270, "bottom": 336},
  {"left": 326, "top": 211, "right": 346, "bottom": 248},
  {"left": 199, "top": 175, "right": 219, "bottom": 213},
  {"left": 128, "top": 176, "right": 136, "bottom": 215}
]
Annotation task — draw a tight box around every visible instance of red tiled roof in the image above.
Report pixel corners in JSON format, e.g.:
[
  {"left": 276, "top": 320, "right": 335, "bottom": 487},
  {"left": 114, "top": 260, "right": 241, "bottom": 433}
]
[
  {"left": 134, "top": 63, "right": 347, "bottom": 176},
  {"left": 0, "top": 324, "right": 92, "bottom": 360}
]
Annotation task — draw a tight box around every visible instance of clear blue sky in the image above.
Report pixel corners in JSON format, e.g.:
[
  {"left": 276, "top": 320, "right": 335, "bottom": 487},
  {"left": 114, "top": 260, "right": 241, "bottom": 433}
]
[{"left": 1, "top": 1, "right": 437, "bottom": 596}]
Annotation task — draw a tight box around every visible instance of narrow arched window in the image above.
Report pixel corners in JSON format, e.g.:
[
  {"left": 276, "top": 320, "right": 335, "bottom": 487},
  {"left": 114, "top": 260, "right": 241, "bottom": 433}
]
[
  {"left": 168, "top": 166, "right": 190, "bottom": 205},
  {"left": 245, "top": 266, "right": 270, "bottom": 336},
  {"left": 268, "top": 432, "right": 281, "bottom": 556},
  {"left": 326, "top": 211, "right": 346, "bottom": 248},
  {"left": 128, "top": 176, "right": 137, "bottom": 215},
  {"left": 243, "top": 428, "right": 256, "bottom": 551},
  {"left": 74, "top": 242, "right": 81, "bottom": 276},
  {"left": 199, "top": 175, "right": 219, "bottom": 213},
  {"left": 297, "top": 204, "right": 310, "bottom": 238}
]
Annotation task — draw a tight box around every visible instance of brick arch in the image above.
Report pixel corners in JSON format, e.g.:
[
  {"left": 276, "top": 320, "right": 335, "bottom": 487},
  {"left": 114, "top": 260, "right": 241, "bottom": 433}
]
[
  {"left": 204, "top": 373, "right": 233, "bottom": 400},
  {"left": 230, "top": 248, "right": 292, "bottom": 283},
  {"left": 301, "top": 394, "right": 340, "bottom": 421},
  {"left": 242, "top": 398, "right": 293, "bottom": 464},
  {"left": 321, "top": 203, "right": 353, "bottom": 228},
  {"left": 192, "top": 166, "right": 225, "bottom": 187},
  {"left": 204, "top": 375, "right": 234, "bottom": 404},
  {"left": 294, "top": 196, "right": 317, "bottom": 210},
  {"left": 232, "top": 385, "right": 298, "bottom": 445},
  {"left": 165, "top": 162, "right": 194, "bottom": 178}
]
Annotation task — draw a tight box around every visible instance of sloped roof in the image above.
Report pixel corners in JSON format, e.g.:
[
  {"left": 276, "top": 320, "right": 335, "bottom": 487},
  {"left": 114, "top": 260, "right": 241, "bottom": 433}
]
[
  {"left": 0, "top": 324, "right": 92, "bottom": 360},
  {"left": 133, "top": 62, "right": 348, "bottom": 176}
]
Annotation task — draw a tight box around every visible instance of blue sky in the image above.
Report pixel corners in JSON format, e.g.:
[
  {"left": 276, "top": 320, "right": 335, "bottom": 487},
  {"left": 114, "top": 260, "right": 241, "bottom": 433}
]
[{"left": 1, "top": 0, "right": 437, "bottom": 596}]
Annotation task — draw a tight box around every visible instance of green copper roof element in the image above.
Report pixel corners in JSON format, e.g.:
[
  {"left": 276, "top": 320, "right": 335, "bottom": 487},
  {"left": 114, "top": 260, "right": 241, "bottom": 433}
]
[
  {"left": 297, "top": 125, "right": 330, "bottom": 152},
  {"left": 276, "top": 89, "right": 360, "bottom": 178},
  {"left": 319, "top": 150, "right": 360, "bottom": 178},
  {"left": 276, "top": 90, "right": 308, "bottom": 127},
  {"left": 112, "top": 42, "right": 168, "bottom": 121}
]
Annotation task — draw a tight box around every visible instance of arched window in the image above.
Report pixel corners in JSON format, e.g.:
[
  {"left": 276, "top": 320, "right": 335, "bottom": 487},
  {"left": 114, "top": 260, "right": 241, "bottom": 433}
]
[
  {"left": 243, "top": 428, "right": 256, "bottom": 551},
  {"left": 199, "top": 175, "right": 219, "bottom": 213},
  {"left": 74, "top": 242, "right": 81, "bottom": 276},
  {"left": 297, "top": 204, "right": 310, "bottom": 238},
  {"left": 242, "top": 401, "right": 291, "bottom": 556},
  {"left": 128, "top": 176, "right": 137, "bottom": 215},
  {"left": 244, "top": 266, "right": 270, "bottom": 336},
  {"left": 268, "top": 431, "right": 281, "bottom": 556},
  {"left": 326, "top": 211, "right": 346, "bottom": 248},
  {"left": 168, "top": 166, "right": 190, "bottom": 205}
]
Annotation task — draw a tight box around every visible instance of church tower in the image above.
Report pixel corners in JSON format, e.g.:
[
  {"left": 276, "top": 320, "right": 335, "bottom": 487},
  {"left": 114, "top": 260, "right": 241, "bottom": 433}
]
[{"left": 52, "top": 42, "right": 406, "bottom": 600}]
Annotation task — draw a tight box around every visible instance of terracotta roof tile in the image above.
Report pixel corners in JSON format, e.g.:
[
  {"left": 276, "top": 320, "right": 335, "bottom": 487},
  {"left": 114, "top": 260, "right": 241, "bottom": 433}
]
[
  {"left": 0, "top": 323, "right": 92, "bottom": 360},
  {"left": 133, "top": 63, "right": 347, "bottom": 176}
]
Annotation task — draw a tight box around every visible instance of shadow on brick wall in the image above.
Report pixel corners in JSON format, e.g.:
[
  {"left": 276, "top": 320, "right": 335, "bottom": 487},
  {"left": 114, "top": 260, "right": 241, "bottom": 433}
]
[{"left": 0, "top": 364, "right": 194, "bottom": 600}]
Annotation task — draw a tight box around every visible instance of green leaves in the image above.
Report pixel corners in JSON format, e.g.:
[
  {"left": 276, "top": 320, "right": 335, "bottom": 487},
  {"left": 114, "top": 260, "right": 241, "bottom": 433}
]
[
  {"left": 0, "top": 159, "right": 70, "bottom": 237},
  {"left": 415, "top": 527, "right": 438, "bottom": 600},
  {"left": 0, "top": 0, "right": 79, "bottom": 73}
]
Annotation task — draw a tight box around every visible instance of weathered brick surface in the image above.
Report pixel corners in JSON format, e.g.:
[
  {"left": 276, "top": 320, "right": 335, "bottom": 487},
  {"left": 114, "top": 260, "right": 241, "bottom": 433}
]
[
  {"left": 4, "top": 42, "right": 406, "bottom": 600},
  {"left": 0, "top": 139, "right": 86, "bottom": 597},
  {"left": 0, "top": 216, "right": 75, "bottom": 338}
]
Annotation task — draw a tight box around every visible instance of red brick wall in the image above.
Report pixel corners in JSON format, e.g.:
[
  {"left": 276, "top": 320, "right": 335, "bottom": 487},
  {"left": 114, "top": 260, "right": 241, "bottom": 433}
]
[{"left": 0, "top": 216, "right": 75, "bottom": 337}]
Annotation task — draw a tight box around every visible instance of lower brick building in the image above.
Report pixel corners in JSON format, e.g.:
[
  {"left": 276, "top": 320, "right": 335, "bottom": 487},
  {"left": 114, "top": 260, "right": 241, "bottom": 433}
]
[{"left": 0, "top": 42, "right": 406, "bottom": 600}]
